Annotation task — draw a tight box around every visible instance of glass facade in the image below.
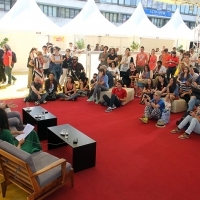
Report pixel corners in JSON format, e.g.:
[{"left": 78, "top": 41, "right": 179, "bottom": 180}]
[{"left": 0, "top": 0, "right": 198, "bottom": 29}]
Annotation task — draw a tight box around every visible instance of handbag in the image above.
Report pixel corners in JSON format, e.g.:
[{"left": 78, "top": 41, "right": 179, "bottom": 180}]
[{"left": 160, "top": 109, "right": 170, "bottom": 124}]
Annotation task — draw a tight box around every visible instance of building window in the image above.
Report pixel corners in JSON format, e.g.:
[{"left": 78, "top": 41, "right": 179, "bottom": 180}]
[
  {"left": 43, "top": 5, "right": 48, "bottom": 15},
  {"left": 48, "top": 6, "right": 53, "bottom": 17},
  {"left": 119, "top": 0, "right": 124, "bottom": 5},
  {"left": 125, "top": 0, "right": 131, "bottom": 6},
  {"left": 5, "top": 0, "right": 11, "bottom": 11},
  {"left": 39, "top": 4, "right": 43, "bottom": 11},
  {"left": 152, "top": 0, "right": 157, "bottom": 9},
  {"left": 112, "top": 0, "right": 117, "bottom": 4},
  {"left": 0, "top": 0, "right": 4, "bottom": 11},
  {"left": 53, "top": 7, "right": 57, "bottom": 17},
  {"left": 147, "top": 0, "right": 153, "bottom": 8},
  {"left": 69, "top": 9, "right": 75, "bottom": 18},
  {"left": 65, "top": 8, "right": 70, "bottom": 18}
]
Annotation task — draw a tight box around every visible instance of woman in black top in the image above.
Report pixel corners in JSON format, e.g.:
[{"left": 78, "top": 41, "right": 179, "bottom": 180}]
[
  {"left": 59, "top": 49, "right": 72, "bottom": 86},
  {"left": 155, "top": 74, "right": 168, "bottom": 96},
  {"left": 107, "top": 48, "right": 118, "bottom": 67}
]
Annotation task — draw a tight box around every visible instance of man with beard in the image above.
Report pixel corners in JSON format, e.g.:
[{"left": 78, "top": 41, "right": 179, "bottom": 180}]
[{"left": 70, "top": 56, "right": 85, "bottom": 81}]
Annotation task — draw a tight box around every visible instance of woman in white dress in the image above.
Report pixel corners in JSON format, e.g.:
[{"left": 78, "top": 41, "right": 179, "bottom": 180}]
[{"left": 120, "top": 48, "right": 132, "bottom": 72}]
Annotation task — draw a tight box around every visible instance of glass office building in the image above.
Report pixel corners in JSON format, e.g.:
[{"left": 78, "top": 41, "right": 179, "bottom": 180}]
[{"left": 0, "top": 0, "right": 198, "bottom": 29}]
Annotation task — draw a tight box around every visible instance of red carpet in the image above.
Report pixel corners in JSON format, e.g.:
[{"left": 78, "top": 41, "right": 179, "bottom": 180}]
[{"left": 8, "top": 97, "right": 200, "bottom": 200}]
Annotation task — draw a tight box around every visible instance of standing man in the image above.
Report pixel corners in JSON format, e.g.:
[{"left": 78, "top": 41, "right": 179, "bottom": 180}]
[
  {"left": 166, "top": 51, "right": 179, "bottom": 81},
  {"left": 3, "top": 44, "right": 16, "bottom": 85},
  {"left": 0, "top": 48, "right": 6, "bottom": 84},
  {"left": 42, "top": 45, "right": 51, "bottom": 80},
  {"left": 190, "top": 48, "right": 198, "bottom": 69},
  {"left": 71, "top": 56, "right": 85, "bottom": 81},
  {"left": 136, "top": 46, "right": 148, "bottom": 73},
  {"left": 98, "top": 46, "right": 109, "bottom": 68},
  {"left": 69, "top": 42, "right": 75, "bottom": 57}
]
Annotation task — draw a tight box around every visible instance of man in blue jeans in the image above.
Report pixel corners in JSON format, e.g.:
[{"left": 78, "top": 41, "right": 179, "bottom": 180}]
[
  {"left": 187, "top": 76, "right": 200, "bottom": 112},
  {"left": 24, "top": 77, "right": 47, "bottom": 105}
]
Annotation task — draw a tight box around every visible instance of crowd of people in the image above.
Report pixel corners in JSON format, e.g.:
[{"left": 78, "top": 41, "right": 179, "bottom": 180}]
[{"left": 1, "top": 42, "right": 200, "bottom": 143}]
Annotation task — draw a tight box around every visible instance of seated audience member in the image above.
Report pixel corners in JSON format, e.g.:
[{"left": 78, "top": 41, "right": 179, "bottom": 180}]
[
  {"left": 197, "top": 56, "right": 200, "bottom": 73},
  {"left": 0, "top": 102, "right": 24, "bottom": 131},
  {"left": 87, "top": 68, "right": 109, "bottom": 104},
  {"left": 45, "top": 72, "right": 59, "bottom": 100},
  {"left": 140, "top": 79, "right": 154, "bottom": 104},
  {"left": 107, "top": 61, "right": 120, "bottom": 79},
  {"left": 88, "top": 73, "right": 97, "bottom": 98},
  {"left": 101, "top": 65, "right": 113, "bottom": 89},
  {"left": 103, "top": 80, "right": 127, "bottom": 113},
  {"left": 155, "top": 75, "right": 168, "bottom": 96},
  {"left": 0, "top": 108, "right": 42, "bottom": 154},
  {"left": 179, "top": 78, "right": 192, "bottom": 104},
  {"left": 24, "top": 77, "right": 47, "bottom": 105},
  {"left": 140, "top": 91, "right": 165, "bottom": 124},
  {"left": 136, "top": 64, "right": 153, "bottom": 97},
  {"left": 153, "top": 61, "right": 167, "bottom": 76},
  {"left": 126, "top": 62, "right": 139, "bottom": 89},
  {"left": 60, "top": 75, "right": 79, "bottom": 101},
  {"left": 77, "top": 73, "right": 89, "bottom": 96},
  {"left": 177, "top": 66, "right": 191, "bottom": 84},
  {"left": 166, "top": 77, "right": 179, "bottom": 102},
  {"left": 190, "top": 67, "right": 199, "bottom": 82},
  {"left": 70, "top": 56, "right": 85, "bottom": 81},
  {"left": 170, "top": 106, "right": 200, "bottom": 139}
]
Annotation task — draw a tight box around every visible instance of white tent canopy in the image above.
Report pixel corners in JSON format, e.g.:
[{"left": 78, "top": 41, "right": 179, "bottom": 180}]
[
  {"left": 158, "top": 9, "right": 194, "bottom": 40},
  {"left": 0, "top": 0, "right": 60, "bottom": 34},
  {"left": 61, "top": 0, "right": 119, "bottom": 36},
  {"left": 117, "top": 2, "right": 160, "bottom": 37}
]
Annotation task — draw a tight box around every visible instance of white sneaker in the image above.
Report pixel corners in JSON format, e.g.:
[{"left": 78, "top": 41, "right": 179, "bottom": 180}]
[
  {"left": 87, "top": 96, "right": 94, "bottom": 102},
  {"left": 111, "top": 105, "right": 116, "bottom": 110},
  {"left": 105, "top": 107, "right": 112, "bottom": 112}
]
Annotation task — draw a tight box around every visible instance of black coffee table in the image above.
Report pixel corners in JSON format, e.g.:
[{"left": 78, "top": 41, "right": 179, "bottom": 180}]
[
  {"left": 22, "top": 106, "right": 57, "bottom": 140},
  {"left": 47, "top": 124, "right": 96, "bottom": 173}
]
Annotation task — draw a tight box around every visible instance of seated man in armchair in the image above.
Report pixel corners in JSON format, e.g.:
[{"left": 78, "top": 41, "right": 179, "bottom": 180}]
[{"left": 140, "top": 91, "right": 165, "bottom": 124}]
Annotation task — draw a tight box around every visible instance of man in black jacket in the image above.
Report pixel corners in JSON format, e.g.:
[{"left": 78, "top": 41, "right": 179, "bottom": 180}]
[
  {"left": 45, "top": 72, "right": 58, "bottom": 100},
  {"left": 0, "top": 48, "right": 6, "bottom": 84}
]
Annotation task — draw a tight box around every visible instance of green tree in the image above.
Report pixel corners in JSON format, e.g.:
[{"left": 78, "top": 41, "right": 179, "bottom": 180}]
[
  {"left": 76, "top": 39, "right": 85, "bottom": 50},
  {"left": 130, "top": 41, "right": 140, "bottom": 51}
]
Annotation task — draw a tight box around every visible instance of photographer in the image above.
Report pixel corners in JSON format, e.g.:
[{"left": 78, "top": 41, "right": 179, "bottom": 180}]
[
  {"left": 59, "top": 49, "right": 72, "bottom": 86},
  {"left": 140, "top": 91, "right": 165, "bottom": 124},
  {"left": 71, "top": 56, "right": 85, "bottom": 81},
  {"left": 170, "top": 106, "right": 200, "bottom": 139}
]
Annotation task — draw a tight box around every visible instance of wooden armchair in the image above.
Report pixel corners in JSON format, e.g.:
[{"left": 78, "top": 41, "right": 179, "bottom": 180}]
[{"left": 0, "top": 141, "right": 74, "bottom": 200}]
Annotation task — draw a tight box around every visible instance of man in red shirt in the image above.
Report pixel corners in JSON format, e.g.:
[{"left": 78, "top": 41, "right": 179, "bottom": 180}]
[
  {"left": 136, "top": 46, "right": 148, "bottom": 73},
  {"left": 103, "top": 80, "right": 127, "bottom": 112},
  {"left": 3, "top": 44, "right": 16, "bottom": 85},
  {"left": 166, "top": 51, "right": 179, "bottom": 81}
]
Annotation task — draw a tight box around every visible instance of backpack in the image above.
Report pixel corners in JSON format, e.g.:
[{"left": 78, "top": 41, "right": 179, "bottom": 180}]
[{"left": 12, "top": 51, "right": 17, "bottom": 63}]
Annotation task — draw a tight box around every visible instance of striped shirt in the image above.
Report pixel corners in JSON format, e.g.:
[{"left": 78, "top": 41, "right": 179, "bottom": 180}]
[{"left": 180, "top": 83, "right": 191, "bottom": 92}]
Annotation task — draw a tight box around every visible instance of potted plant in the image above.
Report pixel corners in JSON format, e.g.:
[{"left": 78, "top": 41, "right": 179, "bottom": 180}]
[
  {"left": 177, "top": 45, "right": 183, "bottom": 52},
  {"left": 0, "top": 38, "right": 9, "bottom": 47},
  {"left": 130, "top": 41, "right": 139, "bottom": 52},
  {"left": 76, "top": 39, "right": 85, "bottom": 50}
]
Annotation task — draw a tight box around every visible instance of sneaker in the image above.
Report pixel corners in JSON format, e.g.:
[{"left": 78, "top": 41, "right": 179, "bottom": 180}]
[
  {"left": 87, "top": 96, "right": 94, "bottom": 102},
  {"left": 35, "top": 101, "right": 40, "bottom": 106},
  {"left": 105, "top": 107, "right": 112, "bottom": 112},
  {"left": 95, "top": 99, "right": 100, "bottom": 104},
  {"left": 111, "top": 105, "right": 116, "bottom": 110},
  {"left": 139, "top": 117, "right": 148, "bottom": 124},
  {"left": 43, "top": 100, "right": 47, "bottom": 104},
  {"left": 13, "top": 79, "right": 17, "bottom": 84}
]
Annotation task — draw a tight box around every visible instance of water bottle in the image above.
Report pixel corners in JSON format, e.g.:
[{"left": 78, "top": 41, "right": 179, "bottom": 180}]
[{"left": 42, "top": 109, "right": 45, "bottom": 119}]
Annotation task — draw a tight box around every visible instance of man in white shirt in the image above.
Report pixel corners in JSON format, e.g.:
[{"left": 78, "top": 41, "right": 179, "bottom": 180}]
[
  {"left": 42, "top": 45, "right": 51, "bottom": 79},
  {"left": 190, "top": 48, "right": 198, "bottom": 67},
  {"left": 69, "top": 42, "right": 75, "bottom": 57}
]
